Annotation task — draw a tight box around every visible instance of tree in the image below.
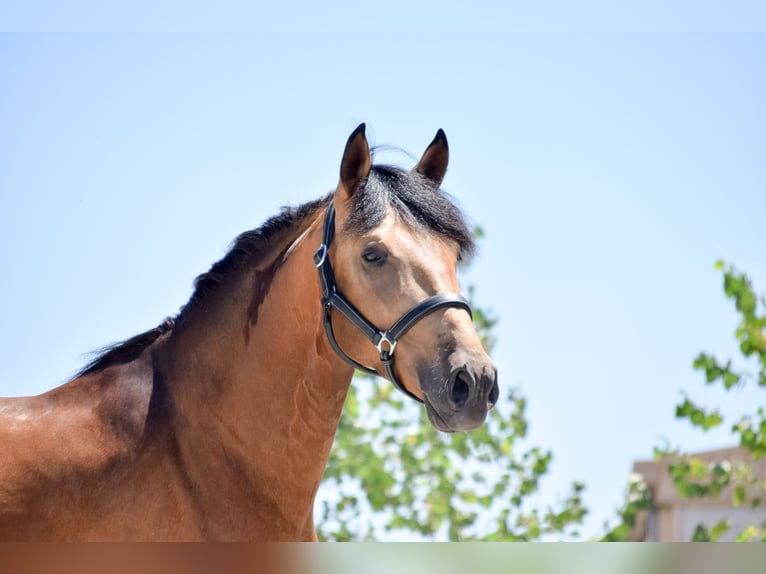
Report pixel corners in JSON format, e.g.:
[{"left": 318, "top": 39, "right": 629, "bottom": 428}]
[
  {"left": 315, "top": 280, "right": 587, "bottom": 541},
  {"left": 604, "top": 261, "right": 766, "bottom": 541}
]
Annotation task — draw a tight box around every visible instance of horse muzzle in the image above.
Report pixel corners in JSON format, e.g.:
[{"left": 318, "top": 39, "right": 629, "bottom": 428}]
[{"left": 420, "top": 357, "right": 499, "bottom": 433}]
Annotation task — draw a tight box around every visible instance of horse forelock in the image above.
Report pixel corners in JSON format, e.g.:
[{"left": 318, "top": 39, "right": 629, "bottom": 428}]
[{"left": 345, "top": 165, "right": 475, "bottom": 261}]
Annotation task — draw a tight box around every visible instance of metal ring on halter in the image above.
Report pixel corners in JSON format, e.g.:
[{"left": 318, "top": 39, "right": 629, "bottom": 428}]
[
  {"left": 313, "top": 244, "right": 328, "bottom": 268},
  {"left": 375, "top": 333, "right": 397, "bottom": 356}
]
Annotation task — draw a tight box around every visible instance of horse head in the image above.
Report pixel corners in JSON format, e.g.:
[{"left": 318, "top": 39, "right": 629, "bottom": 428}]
[{"left": 317, "top": 124, "right": 499, "bottom": 432}]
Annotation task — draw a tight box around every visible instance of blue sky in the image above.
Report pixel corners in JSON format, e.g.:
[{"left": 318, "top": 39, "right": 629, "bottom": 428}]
[{"left": 1, "top": 6, "right": 765, "bottom": 538}]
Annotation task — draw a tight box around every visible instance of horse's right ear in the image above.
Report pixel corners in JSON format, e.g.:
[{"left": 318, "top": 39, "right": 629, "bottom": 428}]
[{"left": 338, "top": 123, "right": 371, "bottom": 201}]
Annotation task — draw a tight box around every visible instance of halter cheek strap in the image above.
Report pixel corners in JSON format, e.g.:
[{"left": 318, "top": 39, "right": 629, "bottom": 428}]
[{"left": 314, "top": 201, "right": 472, "bottom": 404}]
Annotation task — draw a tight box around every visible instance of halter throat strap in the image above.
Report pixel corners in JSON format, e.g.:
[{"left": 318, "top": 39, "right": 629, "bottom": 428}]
[{"left": 313, "top": 201, "right": 472, "bottom": 404}]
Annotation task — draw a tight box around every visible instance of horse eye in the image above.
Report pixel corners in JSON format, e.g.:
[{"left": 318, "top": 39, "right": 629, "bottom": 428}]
[{"left": 362, "top": 247, "right": 386, "bottom": 265}]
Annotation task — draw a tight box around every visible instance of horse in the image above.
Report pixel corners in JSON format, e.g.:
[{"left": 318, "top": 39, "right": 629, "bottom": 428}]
[{"left": 0, "top": 124, "right": 499, "bottom": 541}]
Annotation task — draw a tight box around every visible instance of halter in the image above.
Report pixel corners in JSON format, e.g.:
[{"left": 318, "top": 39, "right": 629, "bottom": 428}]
[{"left": 314, "top": 201, "right": 472, "bottom": 403}]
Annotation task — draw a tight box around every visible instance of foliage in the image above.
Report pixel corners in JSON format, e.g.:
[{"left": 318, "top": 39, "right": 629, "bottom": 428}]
[
  {"left": 672, "top": 261, "right": 766, "bottom": 540},
  {"left": 604, "top": 261, "right": 766, "bottom": 541},
  {"left": 316, "top": 278, "right": 587, "bottom": 541},
  {"left": 695, "top": 262, "right": 766, "bottom": 446},
  {"left": 601, "top": 473, "right": 652, "bottom": 541}
]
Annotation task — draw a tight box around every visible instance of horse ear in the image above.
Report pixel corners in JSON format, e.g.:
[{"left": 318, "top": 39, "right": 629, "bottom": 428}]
[
  {"left": 338, "top": 123, "right": 371, "bottom": 200},
  {"left": 414, "top": 129, "right": 449, "bottom": 187}
]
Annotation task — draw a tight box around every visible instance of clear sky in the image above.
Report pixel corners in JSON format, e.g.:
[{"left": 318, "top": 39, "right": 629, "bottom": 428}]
[{"left": 1, "top": 4, "right": 765, "bottom": 539}]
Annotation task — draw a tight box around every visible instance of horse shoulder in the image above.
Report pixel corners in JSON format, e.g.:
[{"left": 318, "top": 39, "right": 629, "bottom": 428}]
[{"left": 0, "top": 354, "right": 156, "bottom": 513}]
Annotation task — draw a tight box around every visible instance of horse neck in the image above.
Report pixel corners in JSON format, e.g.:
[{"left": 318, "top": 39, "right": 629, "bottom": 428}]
[{"left": 156, "top": 207, "right": 353, "bottom": 527}]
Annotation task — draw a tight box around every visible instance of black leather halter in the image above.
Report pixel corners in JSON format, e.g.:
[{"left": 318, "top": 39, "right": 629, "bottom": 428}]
[{"left": 313, "top": 201, "right": 473, "bottom": 403}]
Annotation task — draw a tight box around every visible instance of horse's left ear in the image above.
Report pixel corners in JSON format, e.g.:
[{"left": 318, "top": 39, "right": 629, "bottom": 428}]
[{"left": 414, "top": 129, "right": 449, "bottom": 187}]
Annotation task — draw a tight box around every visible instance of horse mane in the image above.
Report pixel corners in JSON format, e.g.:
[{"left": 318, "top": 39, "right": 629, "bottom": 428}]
[
  {"left": 76, "top": 162, "right": 473, "bottom": 378},
  {"left": 76, "top": 196, "right": 330, "bottom": 377}
]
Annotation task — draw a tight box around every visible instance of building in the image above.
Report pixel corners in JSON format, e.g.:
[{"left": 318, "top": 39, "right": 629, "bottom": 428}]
[{"left": 630, "top": 446, "right": 766, "bottom": 541}]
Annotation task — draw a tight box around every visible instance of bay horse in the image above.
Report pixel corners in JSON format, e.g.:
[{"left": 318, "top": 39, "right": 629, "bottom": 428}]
[{"left": 0, "top": 124, "right": 498, "bottom": 541}]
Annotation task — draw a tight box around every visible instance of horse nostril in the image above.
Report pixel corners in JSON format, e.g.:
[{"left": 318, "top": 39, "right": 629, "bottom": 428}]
[
  {"left": 450, "top": 369, "right": 472, "bottom": 408},
  {"left": 488, "top": 379, "right": 499, "bottom": 409}
]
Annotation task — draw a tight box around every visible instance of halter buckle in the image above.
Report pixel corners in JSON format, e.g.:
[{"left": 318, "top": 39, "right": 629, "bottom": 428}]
[{"left": 376, "top": 333, "right": 397, "bottom": 357}]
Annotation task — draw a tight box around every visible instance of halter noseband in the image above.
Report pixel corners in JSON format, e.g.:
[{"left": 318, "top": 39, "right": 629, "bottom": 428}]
[{"left": 314, "top": 201, "right": 472, "bottom": 403}]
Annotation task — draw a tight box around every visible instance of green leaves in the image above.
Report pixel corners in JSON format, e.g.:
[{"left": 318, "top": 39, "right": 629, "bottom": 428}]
[
  {"left": 734, "top": 414, "right": 766, "bottom": 459},
  {"left": 700, "top": 264, "right": 766, "bottom": 463},
  {"left": 601, "top": 474, "right": 651, "bottom": 541},
  {"left": 720, "top": 263, "right": 766, "bottom": 360},
  {"left": 692, "top": 353, "right": 741, "bottom": 389},
  {"left": 675, "top": 395, "right": 723, "bottom": 430},
  {"left": 733, "top": 484, "right": 747, "bottom": 507},
  {"left": 692, "top": 519, "right": 730, "bottom": 541},
  {"left": 693, "top": 262, "right": 765, "bottom": 390},
  {"left": 607, "top": 261, "right": 766, "bottom": 542},
  {"left": 667, "top": 457, "right": 730, "bottom": 498},
  {"left": 318, "top": 378, "right": 587, "bottom": 541},
  {"left": 670, "top": 262, "right": 766, "bottom": 540}
]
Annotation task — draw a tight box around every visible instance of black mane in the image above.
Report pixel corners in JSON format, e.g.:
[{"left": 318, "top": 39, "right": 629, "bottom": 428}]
[
  {"left": 76, "top": 197, "right": 330, "bottom": 377},
  {"left": 76, "top": 163, "right": 473, "bottom": 378}
]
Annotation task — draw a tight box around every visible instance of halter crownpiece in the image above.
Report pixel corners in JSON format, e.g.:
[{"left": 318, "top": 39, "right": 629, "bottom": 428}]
[{"left": 314, "top": 201, "right": 473, "bottom": 404}]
